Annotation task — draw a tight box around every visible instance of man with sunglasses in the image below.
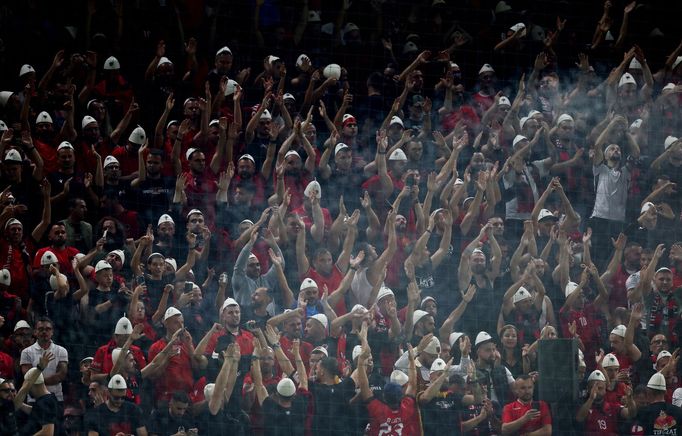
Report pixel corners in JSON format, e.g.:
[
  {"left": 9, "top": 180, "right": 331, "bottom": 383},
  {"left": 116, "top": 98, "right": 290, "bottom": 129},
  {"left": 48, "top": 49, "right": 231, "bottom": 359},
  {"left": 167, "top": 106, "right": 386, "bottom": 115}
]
[
  {"left": 85, "top": 374, "right": 147, "bottom": 436},
  {"left": 0, "top": 378, "right": 19, "bottom": 435}
]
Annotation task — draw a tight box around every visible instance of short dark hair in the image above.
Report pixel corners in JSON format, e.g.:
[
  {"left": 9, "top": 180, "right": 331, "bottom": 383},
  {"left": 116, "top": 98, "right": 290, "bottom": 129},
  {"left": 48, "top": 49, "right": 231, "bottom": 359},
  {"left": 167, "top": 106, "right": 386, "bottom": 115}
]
[
  {"left": 318, "top": 357, "right": 339, "bottom": 377},
  {"left": 516, "top": 374, "right": 533, "bottom": 383},
  {"left": 35, "top": 316, "right": 53, "bottom": 327},
  {"left": 148, "top": 149, "right": 164, "bottom": 158},
  {"left": 171, "top": 390, "right": 190, "bottom": 404}
]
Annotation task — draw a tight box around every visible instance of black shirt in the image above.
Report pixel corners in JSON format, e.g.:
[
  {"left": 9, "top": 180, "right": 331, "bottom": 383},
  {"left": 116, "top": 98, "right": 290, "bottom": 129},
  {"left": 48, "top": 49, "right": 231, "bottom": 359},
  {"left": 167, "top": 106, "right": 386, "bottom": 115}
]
[
  {"left": 310, "top": 378, "right": 356, "bottom": 436},
  {"left": 20, "top": 393, "right": 58, "bottom": 436},
  {"left": 262, "top": 394, "right": 309, "bottom": 436},
  {"left": 421, "top": 391, "right": 465, "bottom": 436},
  {"left": 85, "top": 401, "right": 145, "bottom": 436},
  {"left": 636, "top": 401, "right": 682, "bottom": 436},
  {"left": 0, "top": 397, "right": 19, "bottom": 435},
  {"left": 148, "top": 406, "right": 196, "bottom": 436}
]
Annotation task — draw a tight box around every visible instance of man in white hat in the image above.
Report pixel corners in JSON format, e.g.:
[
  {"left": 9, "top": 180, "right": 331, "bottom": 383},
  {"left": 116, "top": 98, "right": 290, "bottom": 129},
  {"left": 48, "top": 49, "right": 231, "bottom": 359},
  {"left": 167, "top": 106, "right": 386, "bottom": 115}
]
[
  {"left": 600, "top": 353, "right": 631, "bottom": 409},
  {"left": 457, "top": 223, "right": 503, "bottom": 335},
  {"left": 289, "top": 179, "right": 332, "bottom": 244},
  {"left": 85, "top": 373, "right": 147, "bottom": 435},
  {"left": 232, "top": 224, "right": 285, "bottom": 312},
  {"left": 20, "top": 317, "right": 68, "bottom": 404},
  {"left": 1, "top": 217, "right": 33, "bottom": 304},
  {"left": 394, "top": 335, "right": 442, "bottom": 386},
  {"left": 32, "top": 111, "right": 60, "bottom": 173},
  {"left": 633, "top": 372, "right": 682, "bottom": 434},
  {"left": 576, "top": 369, "right": 636, "bottom": 432},
  {"left": 197, "top": 298, "right": 255, "bottom": 368},
  {"left": 90, "top": 316, "right": 147, "bottom": 383},
  {"left": 474, "top": 331, "right": 515, "bottom": 404},
  {"left": 229, "top": 153, "right": 268, "bottom": 208}
]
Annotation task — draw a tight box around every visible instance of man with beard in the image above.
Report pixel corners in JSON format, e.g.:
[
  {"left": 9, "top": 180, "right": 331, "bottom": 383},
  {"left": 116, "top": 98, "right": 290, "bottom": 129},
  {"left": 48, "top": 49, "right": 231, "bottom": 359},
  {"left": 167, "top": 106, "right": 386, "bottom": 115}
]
[
  {"left": 576, "top": 370, "right": 636, "bottom": 434},
  {"left": 33, "top": 223, "right": 80, "bottom": 275},
  {"left": 183, "top": 148, "right": 218, "bottom": 229},
  {"left": 318, "top": 143, "right": 366, "bottom": 216},
  {"left": 220, "top": 179, "right": 263, "bottom": 239},
  {"left": 59, "top": 197, "right": 92, "bottom": 252},
  {"left": 32, "top": 111, "right": 60, "bottom": 174},
  {"left": 112, "top": 126, "right": 146, "bottom": 178},
  {"left": 501, "top": 375, "right": 552, "bottom": 435},
  {"left": 474, "top": 331, "right": 515, "bottom": 407},
  {"left": 152, "top": 214, "right": 180, "bottom": 260},
  {"left": 589, "top": 116, "right": 635, "bottom": 267},
  {"left": 0, "top": 217, "right": 37, "bottom": 306},
  {"left": 46, "top": 141, "right": 95, "bottom": 213},
  {"left": 245, "top": 97, "right": 278, "bottom": 167},
  {"left": 75, "top": 115, "right": 115, "bottom": 172},
  {"left": 207, "top": 47, "right": 235, "bottom": 95},
  {"left": 230, "top": 153, "right": 268, "bottom": 207},
  {"left": 276, "top": 125, "right": 316, "bottom": 210},
  {"left": 195, "top": 298, "right": 255, "bottom": 369},
  {"left": 267, "top": 308, "right": 314, "bottom": 372},
  {"left": 131, "top": 148, "right": 175, "bottom": 227}
]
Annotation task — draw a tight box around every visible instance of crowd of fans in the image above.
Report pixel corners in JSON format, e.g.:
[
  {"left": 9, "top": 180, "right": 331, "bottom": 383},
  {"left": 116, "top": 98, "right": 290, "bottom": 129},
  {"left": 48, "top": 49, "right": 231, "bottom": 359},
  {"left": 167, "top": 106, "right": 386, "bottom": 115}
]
[{"left": 1, "top": 0, "right": 682, "bottom": 435}]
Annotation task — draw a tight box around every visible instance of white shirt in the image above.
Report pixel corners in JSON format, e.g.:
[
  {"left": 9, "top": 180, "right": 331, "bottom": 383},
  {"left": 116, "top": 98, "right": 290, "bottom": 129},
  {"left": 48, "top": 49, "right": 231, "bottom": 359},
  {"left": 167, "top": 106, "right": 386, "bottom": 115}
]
[
  {"left": 20, "top": 341, "right": 68, "bottom": 401},
  {"left": 591, "top": 164, "right": 630, "bottom": 222}
]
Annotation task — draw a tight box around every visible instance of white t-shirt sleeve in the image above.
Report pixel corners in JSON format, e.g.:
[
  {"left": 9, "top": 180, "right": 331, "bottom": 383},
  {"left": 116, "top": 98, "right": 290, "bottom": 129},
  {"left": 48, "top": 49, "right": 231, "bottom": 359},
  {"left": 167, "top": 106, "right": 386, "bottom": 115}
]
[
  {"left": 505, "top": 366, "right": 515, "bottom": 384},
  {"left": 673, "top": 388, "right": 682, "bottom": 408}
]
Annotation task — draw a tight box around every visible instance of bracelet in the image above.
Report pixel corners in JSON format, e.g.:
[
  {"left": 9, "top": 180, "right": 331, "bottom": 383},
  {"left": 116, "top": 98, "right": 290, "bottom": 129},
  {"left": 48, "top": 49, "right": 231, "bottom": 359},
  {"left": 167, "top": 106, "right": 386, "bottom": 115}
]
[
  {"left": 37, "top": 364, "right": 44, "bottom": 371},
  {"left": 271, "top": 343, "right": 281, "bottom": 349},
  {"left": 378, "top": 151, "right": 387, "bottom": 155}
]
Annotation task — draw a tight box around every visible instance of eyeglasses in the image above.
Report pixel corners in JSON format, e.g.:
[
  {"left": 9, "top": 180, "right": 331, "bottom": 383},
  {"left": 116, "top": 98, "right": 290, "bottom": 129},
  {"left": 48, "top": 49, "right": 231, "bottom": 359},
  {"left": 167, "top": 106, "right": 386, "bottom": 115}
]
[{"left": 0, "top": 388, "right": 16, "bottom": 393}]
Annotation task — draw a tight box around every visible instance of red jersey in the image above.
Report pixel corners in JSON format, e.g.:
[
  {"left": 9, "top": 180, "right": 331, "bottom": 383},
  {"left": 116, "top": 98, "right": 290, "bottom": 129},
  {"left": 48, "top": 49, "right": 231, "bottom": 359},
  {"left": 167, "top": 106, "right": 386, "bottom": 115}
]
[
  {"left": 604, "top": 382, "right": 629, "bottom": 409},
  {"left": 148, "top": 337, "right": 195, "bottom": 401},
  {"left": 0, "top": 239, "right": 32, "bottom": 304},
  {"left": 290, "top": 205, "right": 332, "bottom": 233},
  {"left": 365, "top": 396, "right": 419, "bottom": 436},
  {"left": 609, "top": 264, "right": 634, "bottom": 310},
  {"left": 205, "top": 329, "right": 255, "bottom": 357},
  {"left": 280, "top": 336, "right": 313, "bottom": 373},
  {"left": 583, "top": 401, "right": 621, "bottom": 436},
  {"left": 111, "top": 146, "right": 140, "bottom": 176},
  {"left": 560, "top": 304, "right": 603, "bottom": 369},
  {"left": 0, "top": 351, "right": 13, "bottom": 379},
  {"left": 34, "top": 139, "right": 58, "bottom": 174},
  {"left": 502, "top": 399, "right": 552, "bottom": 434},
  {"left": 302, "top": 266, "right": 345, "bottom": 315},
  {"left": 33, "top": 246, "right": 80, "bottom": 274},
  {"left": 90, "top": 339, "right": 147, "bottom": 376}
]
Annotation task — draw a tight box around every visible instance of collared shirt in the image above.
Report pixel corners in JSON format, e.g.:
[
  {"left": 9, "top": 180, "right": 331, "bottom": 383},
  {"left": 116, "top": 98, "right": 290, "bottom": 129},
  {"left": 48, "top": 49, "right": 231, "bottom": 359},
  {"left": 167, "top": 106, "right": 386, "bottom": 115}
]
[{"left": 20, "top": 341, "right": 68, "bottom": 401}]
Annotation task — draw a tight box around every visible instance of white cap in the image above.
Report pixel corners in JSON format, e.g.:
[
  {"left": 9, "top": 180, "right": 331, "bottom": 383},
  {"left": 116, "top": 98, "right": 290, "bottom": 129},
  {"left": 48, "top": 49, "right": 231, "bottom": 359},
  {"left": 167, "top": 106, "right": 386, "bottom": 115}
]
[
  {"left": 498, "top": 96, "right": 511, "bottom": 107},
  {"left": 557, "top": 114, "right": 574, "bottom": 125},
  {"left": 334, "top": 143, "right": 350, "bottom": 155},
  {"left": 260, "top": 109, "right": 272, "bottom": 121},
  {"left": 203, "top": 383, "right": 215, "bottom": 399},
  {"left": 14, "top": 320, "right": 31, "bottom": 331},
  {"left": 352, "top": 345, "right": 362, "bottom": 361},
  {"left": 108, "top": 374, "right": 127, "bottom": 390},
  {"left": 4, "top": 149, "right": 22, "bottom": 163},
  {"left": 223, "top": 79, "right": 238, "bottom": 97},
  {"left": 602, "top": 353, "right": 620, "bottom": 368},
  {"left": 538, "top": 209, "right": 557, "bottom": 221},
  {"left": 512, "top": 286, "right": 532, "bottom": 304},
  {"left": 449, "top": 332, "right": 465, "bottom": 347},
  {"left": 185, "top": 148, "right": 199, "bottom": 161},
  {"left": 216, "top": 46, "right": 232, "bottom": 56},
  {"left": 128, "top": 126, "right": 146, "bottom": 145},
  {"left": 283, "top": 93, "right": 295, "bottom": 101},
  {"left": 25, "top": 367, "right": 45, "bottom": 385},
  {"left": 5, "top": 218, "right": 22, "bottom": 229},
  {"left": 323, "top": 64, "right": 341, "bottom": 80},
  {"left": 296, "top": 54, "right": 310, "bottom": 68},
  {"left": 158, "top": 214, "right": 175, "bottom": 226},
  {"left": 664, "top": 136, "right": 679, "bottom": 150},
  {"left": 351, "top": 304, "right": 368, "bottom": 316},
  {"left": 209, "top": 119, "right": 220, "bottom": 128},
  {"left": 657, "top": 350, "right": 673, "bottom": 362},
  {"left": 157, "top": 57, "right": 173, "bottom": 67},
  {"left": 40, "top": 251, "right": 57, "bottom": 266},
  {"left": 146, "top": 252, "right": 164, "bottom": 261},
  {"left": 312, "top": 346, "right": 328, "bottom": 356},
  {"left": 19, "top": 64, "right": 35, "bottom": 76},
  {"left": 412, "top": 310, "right": 429, "bottom": 326},
  {"left": 95, "top": 260, "right": 112, "bottom": 272},
  {"left": 479, "top": 64, "right": 495, "bottom": 74},
  {"left": 377, "top": 287, "right": 394, "bottom": 302},
  {"left": 588, "top": 370, "right": 606, "bottom": 382},
  {"left": 0, "top": 92, "right": 13, "bottom": 107},
  {"left": 81, "top": 115, "right": 97, "bottom": 129},
  {"left": 103, "top": 155, "right": 119, "bottom": 168},
  {"left": 657, "top": 267, "right": 673, "bottom": 274},
  {"left": 284, "top": 150, "right": 301, "bottom": 160},
  {"left": 647, "top": 372, "right": 667, "bottom": 391},
  {"left": 629, "top": 58, "right": 643, "bottom": 70},
  {"left": 304, "top": 180, "right": 321, "bottom": 199},
  {"left": 0, "top": 120, "right": 7, "bottom": 131},
  {"left": 239, "top": 154, "right": 256, "bottom": 163},
  {"left": 57, "top": 141, "right": 74, "bottom": 151},
  {"left": 36, "top": 111, "right": 53, "bottom": 124},
  {"left": 430, "top": 358, "right": 447, "bottom": 373},
  {"left": 641, "top": 202, "right": 655, "bottom": 214},
  {"left": 423, "top": 336, "right": 441, "bottom": 355},
  {"left": 103, "top": 56, "right": 120, "bottom": 70},
  {"left": 565, "top": 281, "right": 579, "bottom": 298},
  {"left": 421, "top": 296, "right": 436, "bottom": 308},
  {"left": 389, "top": 149, "right": 408, "bottom": 161},
  {"left": 618, "top": 73, "right": 637, "bottom": 87},
  {"left": 108, "top": 250, "right": 125, "bottom": 264},
  {"left": 267, "top": 55, "right": 281, "bottom": 64},
  {"left": 663, "top": 83, "right": 676, "bottom": 92},
  {"left": 300, "top": 278, "right": 318, "bottom": 291},
  {"left": 625, "top": 272, "right": 640, "bottom": 290},
  {"left": 390, "top": 370, "right": 409, "bottom": 386},
  {"left": 186, "top": 209, "right": 203, "bottom": 218},
  {"left": 310, "top": 313, "right": 328, "bottom": 329},
  {"left": 308, "top": 10, "right": 321, "bottom": 22},
  {"left": 389, "top": 116, "right": 404, "bottom": 127},
  {"left": 519, "top": 117, "right": 529, "bottom": 129},
  {"left": 510, "top": 22, "right": 526, "bottom": 32},
  {"left": 163, "top": 306, "right": 182, "bottom": 321},
  {"left": 277, "top": 378, "right": 296, "bottom": 397},
  {"left": 0, "top": 269, "right": 10, "bottom": 286},
  {"left": 475, "top": 331, "right": 493, "bottom": 346},
  {"left": 111, "top": 347, "right": 128, "bottom": 365},
  {"left": 512, "top": 135, "right": 528, "bottom": 148},
  {"left": 165, "top": 258, "right": 177, "bottom": 271},
  {"left": 610, "top": 324, "right": 627, "bottom": 338},
  {"left": 221, "top": 297, "right": 239, "bottom": 312},
  {"left": 630, "top": 119, "right": 643, "bottom": 130},
  {"left": 49, "top": 273, "right": 66, "bottom": 290},
  {"left": 403, "top": 41, "right": 419, "bottom": 55},
  {"left": 114, "top": 317, "right": 132, "bottom": 335}
]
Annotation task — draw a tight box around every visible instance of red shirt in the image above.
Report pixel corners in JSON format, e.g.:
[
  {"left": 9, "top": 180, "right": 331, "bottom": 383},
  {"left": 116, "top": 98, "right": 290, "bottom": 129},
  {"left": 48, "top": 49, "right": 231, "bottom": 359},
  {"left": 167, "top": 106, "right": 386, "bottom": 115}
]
[
  {"left": 0, "top": 239, "right": 32, "bottom": 304},
  {"left": 303, "top": 266, "right": 345, "bottom": 315},
  {"left": 280, "top": 336, "right": 313, "bottom": 373},
  {"left": 560, "top": 304, "right": 603, "bottom": 369},
  {"left": 609, "top": 264, "right": 633, "bottom": 310},
  {"left": 365, "top": 396, "right": 419, "bottom": 436},
  {"left": 0, "top": 351, "right": 13, "bottom": 379},
  {"left": 90, "top": 339, "right": 147, "bottom": 376},
  {"left": 33, "top": 246, "right": 80, "bottom": 274},
  {"left": 502, "top": 399, "right": 551, "bottom": 434},
  {"left": 111, "top": 146, "right": 140, "bottom": 176},
  {"left": 291, "top": 205, "right": 332, "bottom": 233},
  {"left": 148, "top": 337, "right": 195, "bottom": 401},
  {"left": 35, "top": 139, "right": 58, "bottom": 174},
  {"left": 205, "top": 329, "right": 255, "bottom": 357},
  {"left": 604, "top": 382, "right": 629, "bottom": 410},
  {"left": 583, "top": 401, "right": 621, "bottom": 436}
]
